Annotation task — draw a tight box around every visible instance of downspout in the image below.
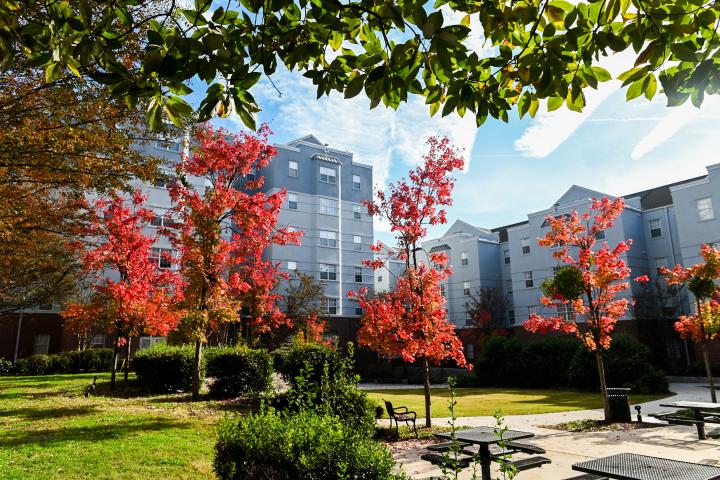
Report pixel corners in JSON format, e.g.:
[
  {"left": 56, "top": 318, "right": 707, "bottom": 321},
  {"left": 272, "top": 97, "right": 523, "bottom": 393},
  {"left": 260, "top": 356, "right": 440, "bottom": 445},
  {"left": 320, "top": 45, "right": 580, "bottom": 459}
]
[{"left": 14, "top": 307, "right": 24, "bottom": 362}]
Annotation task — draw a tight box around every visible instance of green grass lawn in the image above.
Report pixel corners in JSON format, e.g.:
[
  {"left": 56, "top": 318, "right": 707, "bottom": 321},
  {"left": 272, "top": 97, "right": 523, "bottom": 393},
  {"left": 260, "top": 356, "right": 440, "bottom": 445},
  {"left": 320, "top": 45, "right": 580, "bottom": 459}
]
[
  {"left": 366, "top": 387, "right": 670, "bottom": 418},
  {"left": 0, "top": 373, "right": 226, "bottom": 480}
]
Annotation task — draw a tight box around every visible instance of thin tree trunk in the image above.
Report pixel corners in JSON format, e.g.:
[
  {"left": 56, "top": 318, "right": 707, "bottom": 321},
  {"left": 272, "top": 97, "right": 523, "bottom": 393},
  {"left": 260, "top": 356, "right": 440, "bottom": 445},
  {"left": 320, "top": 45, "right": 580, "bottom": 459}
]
[
  {"left": 191, "top": 339, "right": 202, "bottom": 401},
  {"left": 110, "top": 332, "right": 120, "bottom": 391},
  {"left": 595, "top": 349, "right": 610, "bottom": 421},
  {"left": 123, "top": 337, "right": 132, "bottom": 382},
  {"left": 702, "top": 341, "right": 717, "bottom": 403},
  {"left": 423, "top": 357, "right": 432, "bottom": 428}
]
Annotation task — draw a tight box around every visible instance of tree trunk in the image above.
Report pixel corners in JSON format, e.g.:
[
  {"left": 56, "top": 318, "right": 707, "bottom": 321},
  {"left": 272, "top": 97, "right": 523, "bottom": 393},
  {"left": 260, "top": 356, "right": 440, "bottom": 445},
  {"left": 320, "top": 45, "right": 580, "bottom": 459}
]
[
  {"left": 110, "top": 332, "right": 120, "bottom": 391},
  {"left": 123, "top": 337, "right": 132, "bottom": 382},
  {"left": 423, "top": 357, "right": 432, "bottom": 428},
  {"left": 702, "top": 341, "right": 717, "bottom": 403},
  {"left": 595, "top": 349, "right": 610, "bottom": 421},
  {"left": 191, "top": 339, "right": 203, "bottom": 401}
]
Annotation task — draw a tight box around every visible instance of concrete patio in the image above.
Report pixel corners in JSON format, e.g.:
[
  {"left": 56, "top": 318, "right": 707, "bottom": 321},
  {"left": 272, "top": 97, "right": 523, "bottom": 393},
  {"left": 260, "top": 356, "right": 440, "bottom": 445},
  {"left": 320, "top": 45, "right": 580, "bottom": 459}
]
[{"left": 388, "top": 382, "right": 720, "bottom": 479}]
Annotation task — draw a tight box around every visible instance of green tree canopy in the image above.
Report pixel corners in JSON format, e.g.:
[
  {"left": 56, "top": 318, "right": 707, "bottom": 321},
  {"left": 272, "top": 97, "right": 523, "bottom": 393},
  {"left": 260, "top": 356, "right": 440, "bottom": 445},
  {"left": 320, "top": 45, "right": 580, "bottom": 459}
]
[{"left": 2, "top": 0, "right": 718, "bottom": 130}]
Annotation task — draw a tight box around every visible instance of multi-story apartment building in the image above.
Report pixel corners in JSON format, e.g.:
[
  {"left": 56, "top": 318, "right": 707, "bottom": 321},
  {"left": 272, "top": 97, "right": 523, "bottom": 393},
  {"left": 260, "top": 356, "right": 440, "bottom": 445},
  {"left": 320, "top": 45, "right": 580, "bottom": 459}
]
[
  {"left": 0, "top": 133, "right": 374, "bottom": 360},
  {"left": 422, "top": 163, "right": 720, "bottom": 365}
]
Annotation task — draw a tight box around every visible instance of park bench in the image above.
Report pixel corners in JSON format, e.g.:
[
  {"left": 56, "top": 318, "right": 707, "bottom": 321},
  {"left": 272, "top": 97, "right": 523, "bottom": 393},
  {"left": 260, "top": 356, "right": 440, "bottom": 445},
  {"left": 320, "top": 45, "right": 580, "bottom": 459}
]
[
  {"left": 562, "top": 475, "right": 608, "bottom": 480},
  {"left": 495, "top": 456, "right": 552, "bottom": 472},
  {"left": 648, "top": 411, "right": 704, "bottom": 427},
  {"left": 384, "top": 400, "right": 418, "bottom": 437},
  {"left": 427, "top": 440, "right": 471, "bottom": 452}
]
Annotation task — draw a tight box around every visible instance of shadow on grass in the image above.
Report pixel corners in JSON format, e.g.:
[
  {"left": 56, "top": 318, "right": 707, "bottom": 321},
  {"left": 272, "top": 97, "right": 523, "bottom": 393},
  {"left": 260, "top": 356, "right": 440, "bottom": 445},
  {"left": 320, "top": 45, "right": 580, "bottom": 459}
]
[
  {"left": 0, "top": 416, "right": 195, "bottom": 448},
  {"left": 0, "top": 405, "right": 100, "bottom": 421}
]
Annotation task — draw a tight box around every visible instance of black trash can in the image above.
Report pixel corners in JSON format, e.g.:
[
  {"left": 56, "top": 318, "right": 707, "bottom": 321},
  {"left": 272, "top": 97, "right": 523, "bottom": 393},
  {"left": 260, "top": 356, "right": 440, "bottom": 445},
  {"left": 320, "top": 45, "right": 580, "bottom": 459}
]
[{"left": 606, "top": 387, "right": 632, "bottom": 423}]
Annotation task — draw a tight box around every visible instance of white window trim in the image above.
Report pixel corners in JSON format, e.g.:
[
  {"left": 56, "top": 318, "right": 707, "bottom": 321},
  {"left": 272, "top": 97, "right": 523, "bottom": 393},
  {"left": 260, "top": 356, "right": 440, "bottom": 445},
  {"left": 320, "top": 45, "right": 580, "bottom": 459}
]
[
  {"left": 697, "top": 197, "right": 715, "bottom": 221},
  {"left": 319, "top": 166, "right": 337, "bottom": 184}
]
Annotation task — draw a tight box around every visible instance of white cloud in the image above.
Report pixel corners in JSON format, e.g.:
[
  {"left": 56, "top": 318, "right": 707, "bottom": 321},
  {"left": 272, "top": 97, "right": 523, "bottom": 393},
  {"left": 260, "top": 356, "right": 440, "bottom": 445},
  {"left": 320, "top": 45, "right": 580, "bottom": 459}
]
[
  {"left": 237, "top": 66, "right": 479, "bottom": 189},
  {"left": 514, "top": 51, "right": 636, "bottom": 158}
]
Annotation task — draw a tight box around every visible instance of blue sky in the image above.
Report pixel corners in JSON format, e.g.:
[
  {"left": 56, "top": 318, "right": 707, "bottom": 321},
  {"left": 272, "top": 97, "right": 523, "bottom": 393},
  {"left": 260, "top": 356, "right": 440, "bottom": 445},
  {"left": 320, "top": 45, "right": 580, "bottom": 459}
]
[{"left": 209, "top": 61, "right": 720, "bottom": 246}]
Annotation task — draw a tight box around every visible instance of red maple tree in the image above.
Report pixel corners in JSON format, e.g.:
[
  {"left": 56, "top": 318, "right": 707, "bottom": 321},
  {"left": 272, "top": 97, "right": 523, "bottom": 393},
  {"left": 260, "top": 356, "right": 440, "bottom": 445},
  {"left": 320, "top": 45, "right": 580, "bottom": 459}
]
[
  {"left": 663, "top": 244, "right": 720, "bottom": 402},
  {"left": 350, "top": 136, "right": 468, "bottom": 428},
  {"left": 169, "top": 124, "right": 300, "bottom": 400},
  {"left": 523, "top": 197, "right": 632, "bottom": 420},
  {"left": 62, "top": 191, "right": 180, "bottom": 389}
]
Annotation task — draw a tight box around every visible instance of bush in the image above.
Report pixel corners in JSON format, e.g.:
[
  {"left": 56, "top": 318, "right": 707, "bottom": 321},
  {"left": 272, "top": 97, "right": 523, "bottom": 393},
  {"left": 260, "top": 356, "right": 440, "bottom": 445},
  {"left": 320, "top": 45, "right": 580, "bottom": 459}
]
[
  {"left": 634, "top": 370, "right": 670, "bottom": 394},
  {"left": 205, "top": 347, "right": 273, "bottom": 399},
  {"left": 568, "top": 335, "right": 668, "bottom": 393},
  {"left": 522, "top": 337, "right": 580, "bottom": 388},
  {"left": 16, "top": 354, "right": 51, "bottom": 375},
  {"left": 448, "top": 374, "right": 478, "bottom": 388},
  {"left": 214, "top": 409, "right": 405, "bottom": 480},
  {"left": 274, "top": 341, "right": 341, "bottom": 387},
  {"left": 474, "top": 336, "right": 527, "bottom": 387},
  {"left": 133, "top": 344, "right": 198, "bottom": 392},
  {"left": 0, "top": 357, "right": 12, "bottom": 375},
  {"left": 48, "top": 353, "right": 73, "bottom": 373}
]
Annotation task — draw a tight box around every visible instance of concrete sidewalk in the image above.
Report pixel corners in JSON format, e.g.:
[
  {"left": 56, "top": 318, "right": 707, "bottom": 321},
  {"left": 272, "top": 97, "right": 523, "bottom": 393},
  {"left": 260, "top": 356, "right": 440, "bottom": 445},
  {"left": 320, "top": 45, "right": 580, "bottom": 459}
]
[{"left": 389, "top": 382, "right": 720, "bottom": 479}]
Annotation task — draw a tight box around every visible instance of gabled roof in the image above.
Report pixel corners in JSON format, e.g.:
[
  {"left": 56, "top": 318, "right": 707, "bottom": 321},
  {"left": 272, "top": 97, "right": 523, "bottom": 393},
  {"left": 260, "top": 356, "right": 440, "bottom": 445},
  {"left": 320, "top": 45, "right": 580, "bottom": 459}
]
[
  {"left": 554, "top": 185, "right": 612, "bottom": 207},
  {"left": 442, "top": 219, "right": 486, "bottom": 238},
  {"left": 429, "top": 244, "right": 451, "bottom": 253},
  {"left": 623, "top": 175, "right": 707, "bottom": 210},
  {"left": 285, "top": 134, "right": 324, "bottom": 146}
]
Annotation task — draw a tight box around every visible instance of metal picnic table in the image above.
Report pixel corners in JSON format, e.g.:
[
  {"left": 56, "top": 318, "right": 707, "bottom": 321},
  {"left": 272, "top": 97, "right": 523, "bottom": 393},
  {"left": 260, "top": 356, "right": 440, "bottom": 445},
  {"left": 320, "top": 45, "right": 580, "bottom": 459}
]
[
  {"left": 658, "top": 401, "right": 720, "bottom": 440},
  {"left": 572, "top": 453, "right": 720, "bottom": 480},
  {"left": 435, "top": 426, "right": 534, "bottom": 480}
]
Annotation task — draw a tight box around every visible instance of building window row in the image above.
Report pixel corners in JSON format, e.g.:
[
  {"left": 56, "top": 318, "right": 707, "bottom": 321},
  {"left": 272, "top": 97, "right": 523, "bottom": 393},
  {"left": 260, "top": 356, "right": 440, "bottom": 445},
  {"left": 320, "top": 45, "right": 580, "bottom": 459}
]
[
  {"left": 461, "top": 251, "right": 468, "bottom": 266},
  {"left": 319, "top": 166, "right": 337, "bottom": 184},
  {"left": 649, "top": 218, "right": 662, "bottom": 238},
  {"left": 150, "top": 247, "right": 173, "bottom": 269},
  {"left": 320, "top": 198, "right": 337, "bottom": 215},
  {"left": 697, "top": 197, "right": 715, "bottom": 221},
  {"left": 521, "top": 237, "right": 531, "bottom": 255},
  {"left": 524, "top": 271, "right": 534, "bottom": 288},
  {"left": 319, "top": 230, "right": 338, "bottom": 248}
]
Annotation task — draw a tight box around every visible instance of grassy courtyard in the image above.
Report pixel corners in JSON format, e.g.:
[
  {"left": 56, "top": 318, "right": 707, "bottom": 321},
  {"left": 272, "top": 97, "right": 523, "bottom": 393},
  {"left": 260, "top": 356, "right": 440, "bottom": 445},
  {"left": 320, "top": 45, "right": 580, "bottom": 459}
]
[
  {"left": 0, "top": 374, "right": 672, "bottom": 479},
  {"left": 367, "top": 387, "right": 669, "bottom": 418}
]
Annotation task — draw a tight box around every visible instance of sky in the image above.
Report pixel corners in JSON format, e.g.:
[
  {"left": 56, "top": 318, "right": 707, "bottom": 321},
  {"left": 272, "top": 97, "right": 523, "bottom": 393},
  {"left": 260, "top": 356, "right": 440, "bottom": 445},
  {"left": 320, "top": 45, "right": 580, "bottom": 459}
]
[{"left": 209, "top": 61, "right": 720, "bottom": 247}]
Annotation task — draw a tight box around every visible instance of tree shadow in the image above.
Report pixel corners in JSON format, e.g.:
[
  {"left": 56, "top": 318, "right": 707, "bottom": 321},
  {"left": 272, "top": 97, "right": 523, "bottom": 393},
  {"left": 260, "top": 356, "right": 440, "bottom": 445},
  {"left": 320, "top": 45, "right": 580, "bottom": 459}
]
[
  {"left": 0, "top": 417, "right": 195, "bottom": 448},
  {"left": 0, "top": 405, "right": 99, "bottom": 421}
]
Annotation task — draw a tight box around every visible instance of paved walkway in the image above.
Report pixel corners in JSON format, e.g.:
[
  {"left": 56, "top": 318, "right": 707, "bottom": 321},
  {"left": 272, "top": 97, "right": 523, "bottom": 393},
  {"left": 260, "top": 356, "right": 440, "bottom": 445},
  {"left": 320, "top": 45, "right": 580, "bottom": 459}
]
[{"left": 384, "top": 382, "right": 720, "bottom": 479}]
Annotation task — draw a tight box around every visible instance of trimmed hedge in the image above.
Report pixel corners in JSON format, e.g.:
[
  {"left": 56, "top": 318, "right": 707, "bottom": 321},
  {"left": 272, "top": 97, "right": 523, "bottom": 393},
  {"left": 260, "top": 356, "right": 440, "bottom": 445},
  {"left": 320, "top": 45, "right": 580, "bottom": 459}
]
[
  {"left": 273, "top": 341, "right": 341, "bottom": 387},
  {"left": 205, "top": 347, "right": 273, "bottom": 399},
  {"left": 475, "top": 335, "right": 668, "bottom": 393},
  {"left": 11, "top": 349, "right": 113, "bottom": 375},
  {"left": 133, "top": 344, "right": 198, "bottom": 392},
  {"left": 214, "top": 409, "right": 405, "bottom": 480}
]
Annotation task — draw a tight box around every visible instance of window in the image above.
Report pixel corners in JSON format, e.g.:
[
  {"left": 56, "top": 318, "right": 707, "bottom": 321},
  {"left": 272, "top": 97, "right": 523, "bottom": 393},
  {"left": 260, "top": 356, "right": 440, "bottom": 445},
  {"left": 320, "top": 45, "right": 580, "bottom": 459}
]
[
  {"left": 289, "top": 160, "right": 299, "bottom": 178},
  {"left": 655, "top": 257, "right": 668, "bottom": 275},
  {"left": 649, "top": 218, "right": 662, "bottom": 238},
  {"left": 319, "top": 198, "right": 337, "bottom": 215},
  {"left": 465, "top": 311, "right": 472, "bottom": 325},
  {"left": 355, "top": 306, "right": 363, "bottom": 316},
  {"left": 154, "top": 139, "right": 181, "bottom": 152},
  {"left": 325, "top": 298, "right": 338, "bottom": 315},
  {"left": 508, "top": 310, "right": 515, "bottom": 324},
  {"left": 463, "top": 282, "right": 471, "bottom": 296},
  {"left": 440, "top": 284, "right": 447, "bottom": 298},
  {"left": 91, "top": 333, "right": 105, "bottom": 348},
  {"left": 595, "top": 230, "right": 606, "bottom": 240},
  {"left": 354, "top": 266, "right": 363, "bottom": 283},
  {"left": 353, "top": 205, "right": 362, "bottom": 220},
  {"left": 139, "top": 336, "right": 166, "bottom": 349},
  {"left": 464, "top": 343, "right": 475, "bottom": 358},
  {"left": 33, "top": 334, "right": 50, "bottom": 355},
  {"left": 503, "top": 248, "right": 510, "bottom": 264},
  {"left": 153, "top": 169, "right": 174, "bottom": 189},
  {"left": 246, "top": 168, "right": 257, "bottom": 182},
  {"left": 319, "top": 166, "right": 337, "bottom": 183},
  {"left": 697, "top": 197, "right": 715, "bottom": 221},
  {"left": 553, "top": 266, "right": 562, "bottom": 276},
  {"left": 378, "top": 275, "right": 383, "bottom": 283},
  {"left": 353, "top": 235, "right": 362, "bottom": 251},
  {"left": 524, "top": 271, "right": 534, "bottom": 288},
  {"left": 319, "top": 230, "right": 337, "bottom": 248},
  {"left": 320, "top": 263, "right": 337, "bottom": 281},
  {"left": 352, "top": 174, "right": 361, "bottom": 190},
  {"left": 506, "top": 279, "right": 513, "bottom": 294},
  {"left": 288, "top": 193, "right": 298, "bottom": 210},
  {"left": 150, "top": 247, "right": 173, "bottom": 269},
  {"left": 461, "top": 252, "right": 469, "bottom": 266},
  {"left": 287, "top": 261, "right": 297, "bottom": 275},
  {"left": 521, "top": 237, "right": 531, "bottom": 255},
  {"left": 151, "top": 212, "right": 177, "bottom": 229},
  {"left": 558, "top": 303, "right": 572, "bottom": 321}
]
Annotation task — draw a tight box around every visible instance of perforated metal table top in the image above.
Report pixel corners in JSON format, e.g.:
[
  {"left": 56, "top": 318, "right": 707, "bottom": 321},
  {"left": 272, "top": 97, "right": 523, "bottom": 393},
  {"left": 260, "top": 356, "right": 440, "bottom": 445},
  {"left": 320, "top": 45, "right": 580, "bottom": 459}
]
[
  {"left": 436, "top": 426, "right": 533, "bottom": 445},
  {"left": 573, "top": 453, "right": 720, "bottom": 480}
]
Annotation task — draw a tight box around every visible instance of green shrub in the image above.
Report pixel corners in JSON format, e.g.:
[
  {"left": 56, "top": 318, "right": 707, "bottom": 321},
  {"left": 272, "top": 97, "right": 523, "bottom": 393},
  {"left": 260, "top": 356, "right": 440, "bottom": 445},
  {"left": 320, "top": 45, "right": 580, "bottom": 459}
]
[
  {"left": 17, "top": 354, "right": 51, "bottom": 375},
  {"left": 474, "top": 336, "right": 527, "bottom": 387},
  {"left": 214, "top": 409, "right": 405, "bottom": 480},
  {"left": 634, "top": 370, "right": 670, "bottom": 394},
  {"left": 205, "top": 347, "right": 273, "bottom": 399},
  {"left": 48, "top": 353, "right": 73, "bottom": 373},
  {"left": 133, "top": 344, "right": 198, "bottom": 392},
  {"left": 0, "top": 357, "right": 12, "bottom": 375},
  {"left": 522, "top": 337, "right": 580, "bottom": 388},
  {"left": 448, "top": 374, "right": 478, "bottom": 388},
  {"left": 274, "top": 341, "right": 341, "bottom": 387},
  {"left": 568, "top": 335, "right": 668, "bottom": 393}
]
